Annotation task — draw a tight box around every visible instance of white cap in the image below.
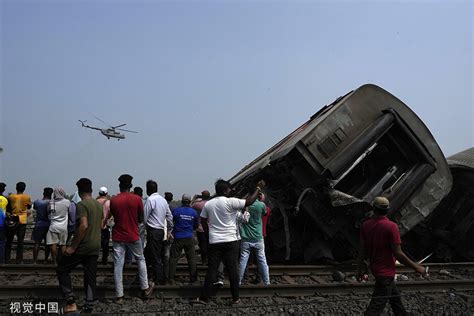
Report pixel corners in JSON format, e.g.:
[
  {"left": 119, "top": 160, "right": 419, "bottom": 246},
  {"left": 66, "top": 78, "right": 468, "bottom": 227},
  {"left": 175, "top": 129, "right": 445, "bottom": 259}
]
[{"left": 99, "top": 186, "right": 108, "bottom": 194}]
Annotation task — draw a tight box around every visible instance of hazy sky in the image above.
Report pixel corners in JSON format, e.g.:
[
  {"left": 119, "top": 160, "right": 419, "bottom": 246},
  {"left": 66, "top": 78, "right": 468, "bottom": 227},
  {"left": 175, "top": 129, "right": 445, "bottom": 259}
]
[{"left": 1, "top": 1, "right": 472, "bottom": 199}]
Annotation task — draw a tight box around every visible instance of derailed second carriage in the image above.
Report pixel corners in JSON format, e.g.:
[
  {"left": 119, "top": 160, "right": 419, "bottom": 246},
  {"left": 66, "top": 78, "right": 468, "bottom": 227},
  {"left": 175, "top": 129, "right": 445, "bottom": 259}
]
[{"left": 230, "top": 84, "right": 472, "bottom": 264}]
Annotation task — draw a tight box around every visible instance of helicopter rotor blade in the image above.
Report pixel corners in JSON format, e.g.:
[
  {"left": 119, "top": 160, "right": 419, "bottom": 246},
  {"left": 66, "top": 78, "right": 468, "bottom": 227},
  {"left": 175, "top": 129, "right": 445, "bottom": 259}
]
[
  {"left": 117, "top": 128, "right": 138, "bottom": 134},
  {"left": 112, "top": 123, "right": 127, "bottom": 129},
  {"left": 93, "top": 115, "right": 113, "bottom": 127}
]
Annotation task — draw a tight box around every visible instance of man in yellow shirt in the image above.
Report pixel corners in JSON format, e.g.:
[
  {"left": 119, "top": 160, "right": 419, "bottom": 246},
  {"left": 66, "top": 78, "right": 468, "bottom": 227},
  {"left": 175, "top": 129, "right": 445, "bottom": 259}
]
[{"left": 5, "top": 182, "right": 31, "bottom": 263}]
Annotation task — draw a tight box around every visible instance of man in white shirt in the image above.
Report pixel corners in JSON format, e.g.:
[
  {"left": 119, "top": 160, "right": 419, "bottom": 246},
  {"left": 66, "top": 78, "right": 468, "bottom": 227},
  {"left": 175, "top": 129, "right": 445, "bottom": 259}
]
[
  {"left": 197, "top": 179, "right": 262, "bottom": 305},
  {"left": 144, "top": 180, "right": 173, "bottom": 284},
  {"left": 47, "top": 187, "right": 70, "bottom": 264},
  {"left": 97, "top": 187, "right": 111, "bottom": 265}
]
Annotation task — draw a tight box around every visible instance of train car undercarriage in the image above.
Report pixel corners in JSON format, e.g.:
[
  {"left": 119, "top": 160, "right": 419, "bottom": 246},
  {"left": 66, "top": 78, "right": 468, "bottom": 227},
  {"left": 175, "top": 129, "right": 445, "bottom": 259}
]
[{"left": 229, "top": 84, "right": 472, "bottom": 264}]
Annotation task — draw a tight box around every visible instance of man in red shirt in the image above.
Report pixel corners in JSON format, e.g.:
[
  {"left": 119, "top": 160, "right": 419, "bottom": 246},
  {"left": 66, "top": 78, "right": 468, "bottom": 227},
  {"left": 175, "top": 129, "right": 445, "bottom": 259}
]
[
  {"left": 358, "top": 196, "right": 427, "bottom": 315},
  {"left": 106, "top": 174, "right": 153, "bottom": 303}
]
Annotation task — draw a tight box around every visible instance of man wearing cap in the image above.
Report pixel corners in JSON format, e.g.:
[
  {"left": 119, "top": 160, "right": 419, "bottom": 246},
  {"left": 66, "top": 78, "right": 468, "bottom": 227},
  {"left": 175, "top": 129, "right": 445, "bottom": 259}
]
[
  {"left": 144, "top": 180, "right": 173, "bottom": 285},
  {"left": 97, "top": 187, "right": 111, "bottom": 265},
  {"left": 358, "top": 196, "right": 427, "bottom": 315},
  {"left": 107, "top": 174, "right": 153, "bottom": 303},
  {"left": 191, "top": 190, "right": 211, "bottom": 265},
  {"left": 168, "top": 194, "right": 199, "bottom": 284}
]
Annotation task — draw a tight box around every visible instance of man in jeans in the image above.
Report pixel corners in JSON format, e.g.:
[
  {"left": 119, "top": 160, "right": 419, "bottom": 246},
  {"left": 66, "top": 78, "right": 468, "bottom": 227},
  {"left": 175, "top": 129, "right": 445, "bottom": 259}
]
[
  {"left": 168, "top": 194, "right": 199, "bottom": 285},
  {"left": 144, "top": 180, "right": 173, "bottom": 284},
  {"left": 197, "top": 179, "right": 262, "bottom": 305},
  {"left": 357, "top": 196, "right": 427, "bottom": 315},
  {"left": 107, "top": 174, "right": 153, "bottom": 303},
  {"left": 56, "top": 178, "right": 103, "bottom": 314},
  {"left": 238, "top": 193, "right": 270, "bottom": 285}
]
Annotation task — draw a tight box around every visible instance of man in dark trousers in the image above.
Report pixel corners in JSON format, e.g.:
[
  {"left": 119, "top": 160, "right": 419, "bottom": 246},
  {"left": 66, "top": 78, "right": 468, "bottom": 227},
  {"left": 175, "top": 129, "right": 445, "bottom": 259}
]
[
  {"left": 5, "top": 181, "right": 32, "bottom": 263},
  {"left": 143, "top": 180, "right": 173, "bottom": 284},
  {"left": 191, "top": 190, "right": 211, "bottom": 264},
  {"left": 32, "top": 187, "right": 53, "bottom": 264},
  {"left": 357, "top": 196, "right": 427, "bottom": 315},
  {"left": 56, "top": 178, "right": 103, "bottom": 314},
  {"left": 196, "top": 179, "right": 263, "bottom": 305},
  {"left": 168, "top": 194, "right": 199, "bottom": 284}
]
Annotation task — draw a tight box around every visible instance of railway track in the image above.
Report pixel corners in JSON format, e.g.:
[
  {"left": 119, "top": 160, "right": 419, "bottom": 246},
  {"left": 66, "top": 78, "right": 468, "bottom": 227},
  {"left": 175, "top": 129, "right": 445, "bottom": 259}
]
[
  {"left": 2, "top": 262, "right": 474, "bottom": 276},
  {"left": 1, "top": 263, "right": 474, "bottom": 299},
  {"left": 0, "top": 279, "right": 473, "bottom": 299}
]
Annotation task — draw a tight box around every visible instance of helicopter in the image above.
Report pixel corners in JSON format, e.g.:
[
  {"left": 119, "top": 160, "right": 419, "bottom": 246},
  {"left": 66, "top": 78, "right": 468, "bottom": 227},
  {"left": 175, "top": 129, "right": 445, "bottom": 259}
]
[{"left": 79, "top": 117, "right": 138, "bottom": 140}]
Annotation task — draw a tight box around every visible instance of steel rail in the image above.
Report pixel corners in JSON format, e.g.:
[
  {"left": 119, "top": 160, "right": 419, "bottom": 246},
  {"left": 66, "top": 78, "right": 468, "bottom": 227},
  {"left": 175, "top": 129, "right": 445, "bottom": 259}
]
[
  {"left": 0, "top": 279, "right": 473, "bottom": 300},
  {"left": 1, "top": 262, "right": 474, "bottom": 276}
]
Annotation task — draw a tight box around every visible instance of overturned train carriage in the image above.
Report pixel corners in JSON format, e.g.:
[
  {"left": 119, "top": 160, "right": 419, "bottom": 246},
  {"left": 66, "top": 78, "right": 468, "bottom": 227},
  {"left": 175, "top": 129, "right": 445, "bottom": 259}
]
[
  {"left": 229, "top": 84, "right": 453, "bottom": 264},
  {"left": 404, "top": 147, "right": 474, "bottom": 262}
]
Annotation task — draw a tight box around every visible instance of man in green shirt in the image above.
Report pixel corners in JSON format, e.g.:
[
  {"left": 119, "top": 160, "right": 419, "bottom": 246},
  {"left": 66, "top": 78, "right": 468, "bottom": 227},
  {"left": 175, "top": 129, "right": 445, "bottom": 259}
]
[
  {"left": 56, "top": 178, "right": 103, "bottom": 314},
  {"left": 238, "top": 193, "right": 270, "bottom": 285}
]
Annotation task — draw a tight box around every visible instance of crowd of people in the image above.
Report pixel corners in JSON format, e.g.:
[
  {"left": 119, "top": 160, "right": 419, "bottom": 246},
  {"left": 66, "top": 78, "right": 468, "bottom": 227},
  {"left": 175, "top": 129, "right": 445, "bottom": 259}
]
[
  {"left": 0, "top": 178, "right": 430, "bottom": 315},
  {"left": 0, "top": 177, "right": 272, "bottom": 313}
]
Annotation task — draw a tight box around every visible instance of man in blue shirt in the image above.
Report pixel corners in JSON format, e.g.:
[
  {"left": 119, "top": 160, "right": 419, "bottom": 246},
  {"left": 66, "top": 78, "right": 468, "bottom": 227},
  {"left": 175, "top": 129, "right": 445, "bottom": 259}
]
[
  {"left": 32, "top": 187, "right": 53, "bottom": 264},
  {"left": 168, "top": 194, "right": 199, "bottom": 285}
]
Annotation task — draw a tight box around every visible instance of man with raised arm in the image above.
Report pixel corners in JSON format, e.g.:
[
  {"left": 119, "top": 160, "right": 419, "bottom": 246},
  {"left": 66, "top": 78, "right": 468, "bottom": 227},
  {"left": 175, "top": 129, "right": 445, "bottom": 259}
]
[{"left": 196, "top": 179, "right": 263, "bottom": 305}]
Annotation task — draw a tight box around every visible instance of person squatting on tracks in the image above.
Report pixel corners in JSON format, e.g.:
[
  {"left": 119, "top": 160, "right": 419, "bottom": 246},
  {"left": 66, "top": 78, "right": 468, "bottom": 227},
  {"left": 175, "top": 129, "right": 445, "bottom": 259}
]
[
  {"left": 56, "top": 178, "right": 103, "bottom": 314},
  {"left": 196, "top": 179, "right": 264, "bottom": 305},
  {"left": 357, "top": 196, "right": 428, "bottom": 316}
]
